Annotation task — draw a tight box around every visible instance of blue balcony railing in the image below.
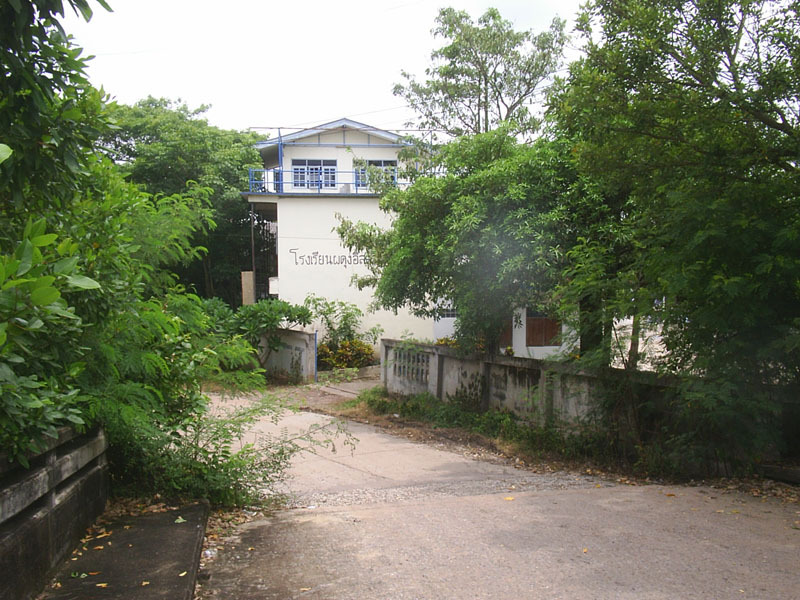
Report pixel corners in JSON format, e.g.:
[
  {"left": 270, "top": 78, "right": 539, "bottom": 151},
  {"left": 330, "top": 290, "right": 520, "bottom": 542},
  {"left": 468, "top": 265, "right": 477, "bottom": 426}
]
[{"left": 248, "top": 167, "right": 402, "bottom": 195}]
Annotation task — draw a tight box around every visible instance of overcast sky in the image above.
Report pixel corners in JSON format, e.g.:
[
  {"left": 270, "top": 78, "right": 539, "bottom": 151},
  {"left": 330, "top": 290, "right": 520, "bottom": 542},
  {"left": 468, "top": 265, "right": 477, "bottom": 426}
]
[{"left": 63, "top": 0, "right": 585, "bottom": 134}]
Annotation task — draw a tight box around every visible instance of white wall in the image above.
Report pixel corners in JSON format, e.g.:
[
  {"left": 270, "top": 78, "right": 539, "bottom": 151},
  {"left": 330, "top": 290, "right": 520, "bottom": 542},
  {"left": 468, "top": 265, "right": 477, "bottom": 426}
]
[
  {"left": 433, "top": 317, "right": 457, "bottom": 340},
  {"left": 275, "top": 194, "right": 434, "bottom": 343},
  {"left": 511, "top": 307, "right": 571, "bottom": 360},
  {"left": 260, "top": 124, "right": 434, "bottom": 344}
]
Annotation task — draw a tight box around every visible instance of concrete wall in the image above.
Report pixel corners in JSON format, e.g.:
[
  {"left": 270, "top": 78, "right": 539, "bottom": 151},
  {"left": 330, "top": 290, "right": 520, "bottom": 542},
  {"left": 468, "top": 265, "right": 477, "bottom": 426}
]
[
  {"left": 262, "top": 328, "right": 317, "bottom": 382},
  {"left": 0, "top": 428, "right": 108, "bottom": 600},
  {"left": 381, "top": 339, "right": 626, "bottom": 427},
  {"left": 275, "top": 194, "right": 435, "bottom": 343}
]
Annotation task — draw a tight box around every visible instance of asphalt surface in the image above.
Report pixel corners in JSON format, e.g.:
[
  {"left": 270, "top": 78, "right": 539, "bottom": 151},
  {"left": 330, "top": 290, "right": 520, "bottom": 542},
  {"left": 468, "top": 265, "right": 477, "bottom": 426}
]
[
  {"left": 197, "top": 385, "right": 800, "bottom": 599},
  {"left": 41, "top": 503, "right": 208, "bottom": 600}
]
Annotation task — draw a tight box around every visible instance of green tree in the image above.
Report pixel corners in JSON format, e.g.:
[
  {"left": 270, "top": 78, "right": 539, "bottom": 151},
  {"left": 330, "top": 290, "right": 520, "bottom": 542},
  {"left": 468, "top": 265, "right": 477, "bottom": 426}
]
[
  {"left": 101, "top": 97, "right": 263, "bottom": 305},
  {"left": 339, "top": 130, "right": 572, "bottom": 352},
  {"left": 552, "top": 0, "right": 800, "bottom": 466},
  {"left": 0, "top": 1, "right": 298, "bottom": 500},
  {"left": 394, "top": 7, "right": 567, "bottom": 139}
]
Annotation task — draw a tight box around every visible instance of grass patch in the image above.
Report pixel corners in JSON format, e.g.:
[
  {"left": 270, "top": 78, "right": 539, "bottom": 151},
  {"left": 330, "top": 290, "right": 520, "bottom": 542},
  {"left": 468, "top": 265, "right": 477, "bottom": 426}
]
[{"left": 352, "top": 387, "right": 572, "bottom": 459}]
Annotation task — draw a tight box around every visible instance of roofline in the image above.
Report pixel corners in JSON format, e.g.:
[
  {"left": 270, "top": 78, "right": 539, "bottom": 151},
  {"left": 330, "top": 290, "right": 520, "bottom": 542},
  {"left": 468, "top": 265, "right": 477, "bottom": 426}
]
[{"left": 255, "top": 118, "right": 404, "bottom": 149}]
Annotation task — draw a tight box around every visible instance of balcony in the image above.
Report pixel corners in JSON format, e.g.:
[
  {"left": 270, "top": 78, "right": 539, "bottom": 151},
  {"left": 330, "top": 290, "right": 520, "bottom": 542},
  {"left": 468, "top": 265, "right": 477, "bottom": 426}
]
[{"left": 247, "top": 167, "right": 404, "bottom": 195}]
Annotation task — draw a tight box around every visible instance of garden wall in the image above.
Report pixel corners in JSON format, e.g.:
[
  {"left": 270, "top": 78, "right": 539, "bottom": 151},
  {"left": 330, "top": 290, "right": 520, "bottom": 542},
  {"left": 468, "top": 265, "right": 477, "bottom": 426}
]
[
  {"left": 380, "top": 339, "right": 670, "bottom": 428},
  {"left": 262, "top": 328, "right": 317, "bottom": 383},
  {"left": 0, "top": 428, "right": 108, "bottom": 600}
]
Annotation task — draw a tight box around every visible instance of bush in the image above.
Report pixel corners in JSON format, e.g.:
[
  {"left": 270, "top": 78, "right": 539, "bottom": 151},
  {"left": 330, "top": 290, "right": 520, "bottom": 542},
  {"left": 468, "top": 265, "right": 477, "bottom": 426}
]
[
  {"left": 100, "top": 394, "right": 354, "bottom": 507},
  {"left": 233, "top": 299, "right": 312, "bottom": 370},
  {"left": 305, "top": 295, "right": 382, "bottom": 370},
  {"left": 318, "top": 339, "right": 375, "bottom": 370},
  {"left": 356, "top": 387, "right": 571, "bottom": 458}
]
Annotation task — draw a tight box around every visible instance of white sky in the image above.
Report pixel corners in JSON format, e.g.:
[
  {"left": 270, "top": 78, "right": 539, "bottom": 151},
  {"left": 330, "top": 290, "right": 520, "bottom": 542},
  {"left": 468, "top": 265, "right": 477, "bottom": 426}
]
[{"left": 63, "top": 0, "right": 585, "bottom": 134}]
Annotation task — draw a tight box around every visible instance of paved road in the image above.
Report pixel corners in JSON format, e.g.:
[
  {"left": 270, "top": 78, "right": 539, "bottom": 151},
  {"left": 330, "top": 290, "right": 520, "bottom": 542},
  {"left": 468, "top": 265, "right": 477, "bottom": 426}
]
[{"left": 199, "top": 395, "right": 799, "bottom": 600}]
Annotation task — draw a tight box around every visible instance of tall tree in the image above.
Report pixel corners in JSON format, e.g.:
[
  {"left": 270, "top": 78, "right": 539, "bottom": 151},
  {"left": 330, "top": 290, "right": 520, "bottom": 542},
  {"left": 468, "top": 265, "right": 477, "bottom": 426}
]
[
  {"left": 552, "top": 0, "right": 800, "bottom": 463},
  {"left": 394, "top": 7, "right": 567, "bottom": 139},
  {"left": 339, "top": 130, "right": 572, "bottom": 352},
  {"left": 101, "top": 97, "right": 263, "bottom": 305}
]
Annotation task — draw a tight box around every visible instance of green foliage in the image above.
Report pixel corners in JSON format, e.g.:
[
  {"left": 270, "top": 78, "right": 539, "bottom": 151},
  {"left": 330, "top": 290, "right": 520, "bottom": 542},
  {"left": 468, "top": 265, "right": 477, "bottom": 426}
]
[
  {"left": 304, "top": 295, "right": 381, "bottom": 369},
  {"left": 549, "top": 0, "right": 800, "bottom": 467},
  {"left": 0, "top": 218, "right": 100, "bottom": 464},
  {"left": 339, "top": 130, "right": 571, "bottom": 353},
  {"left": 233, "top": 299, "right": 312, "bottom": 370},
  {"left": 394, "top": 7, "right": 567, "bottom": 138},
  {"left": 317, "top": 340, "right": 375, "bottom": 371},
  {"left": 203, "top": 297, "right": 238, "bottom": 335},
  {"left": 305, "top": 294, "right": 382, "bottom": 347},
  {"left": 357, "top": 387, "right": 563, "bottom": 452},
  {"left": 0, "top": 3, "right": 342, "bottom": 506},
  {"left": 100, "top": 97, "right": 264, "bottom": 305},
  {"left": 100, "top": 393, "right": 354, "bottom": 507}
]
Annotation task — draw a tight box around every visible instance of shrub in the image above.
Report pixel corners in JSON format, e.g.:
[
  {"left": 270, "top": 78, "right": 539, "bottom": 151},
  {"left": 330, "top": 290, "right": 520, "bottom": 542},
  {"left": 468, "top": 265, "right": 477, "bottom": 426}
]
[
  {"left": 234, "top": 299, "right": 312, "bottom": 369},
  {"left": 305, "top": 295, "right": 382, "bottom": 370},
  {"left": 318, "top": 339, "right": 375, "bottom": 370}
]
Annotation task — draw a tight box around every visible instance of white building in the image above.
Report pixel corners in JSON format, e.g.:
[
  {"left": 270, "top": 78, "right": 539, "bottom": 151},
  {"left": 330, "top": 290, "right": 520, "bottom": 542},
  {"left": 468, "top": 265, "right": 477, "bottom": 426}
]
[
  {"left": 241, "top": 118, "right": 567, "bottom": 358},
  {"left": 241, "top": 118, "right": 436, "bottom": 342}
]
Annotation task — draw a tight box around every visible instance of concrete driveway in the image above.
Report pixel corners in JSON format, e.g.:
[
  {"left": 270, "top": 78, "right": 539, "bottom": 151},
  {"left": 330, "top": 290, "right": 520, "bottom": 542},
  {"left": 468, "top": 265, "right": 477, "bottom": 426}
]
[{"left": 198, "top": 398, "right": 799, "bottom": 599}]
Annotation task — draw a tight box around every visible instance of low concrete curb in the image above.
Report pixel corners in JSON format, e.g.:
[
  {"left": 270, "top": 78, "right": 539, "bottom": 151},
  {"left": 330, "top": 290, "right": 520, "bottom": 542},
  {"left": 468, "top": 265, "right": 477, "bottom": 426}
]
[{"left": 40, "top": 502, "right": 209, "bottom": 600}]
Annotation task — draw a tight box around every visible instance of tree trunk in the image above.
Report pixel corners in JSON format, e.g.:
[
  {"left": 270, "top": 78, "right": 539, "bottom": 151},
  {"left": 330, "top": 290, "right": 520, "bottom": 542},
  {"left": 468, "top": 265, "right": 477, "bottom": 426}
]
[
  {"left": 202, "top": 255, "right": 215, "bottom": 298},
  {"left": 627, "top": 312, "right": 641, "bottom": 371}
]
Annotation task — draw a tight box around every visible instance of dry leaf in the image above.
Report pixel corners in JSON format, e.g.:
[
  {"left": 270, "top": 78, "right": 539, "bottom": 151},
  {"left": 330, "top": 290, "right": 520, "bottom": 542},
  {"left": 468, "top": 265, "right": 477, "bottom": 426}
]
[
  {"left": 178, "top": 571, "right": 187, "bottom": 577},
  {"left": 96, "top": 583, "right": 108, "bottom": 588},
  {"left": 665, "top": 493, "right": 676, "bottom": 497},
  {"left": 504, "top": 497, "right": 515, "bottom": 501},
  {"left": 142, "top": 581, "right": 150, "bottom": 586},
  {"left": 88, "top": 572, "right": 100, "bottom": 576},
  {"left": 583, "top": 548, "right": 588, "bottom": 553},
  {"left": 93, "top": 546, "right": 104, "bottom": 550}
]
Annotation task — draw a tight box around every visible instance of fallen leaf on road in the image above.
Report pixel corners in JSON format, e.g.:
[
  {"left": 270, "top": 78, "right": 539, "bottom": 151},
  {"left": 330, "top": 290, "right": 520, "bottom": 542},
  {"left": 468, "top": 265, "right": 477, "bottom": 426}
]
[
  {"left": 96, "top": 583, "right": 108, "bottom": 588},
  {"left": 93, "top": 545, "right": 104, "bottom": 550},
  {"left": 300, "top": 587, "right": 312, "bottom": 591},
  {"left": 175, "top": 516, "right": 187, "bottom": 523},
  {"left": 583, "top": 548, "right": 588, "bottom": 553},
  {"left": 141, "top": 581, "right": 150, "bottom": 586},
  {"left": 665, "top": 493, "right": 675, "bottom": 497},
  {"left": 504, "top": 497, "right": 515, "bottom": 501},
  {"left": 178, "top": 571, "right": 187, "bottom": 577}
]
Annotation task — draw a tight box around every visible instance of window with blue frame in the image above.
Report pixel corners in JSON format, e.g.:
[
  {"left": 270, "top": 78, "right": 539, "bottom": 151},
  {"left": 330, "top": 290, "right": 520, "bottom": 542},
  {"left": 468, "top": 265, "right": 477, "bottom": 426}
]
[
  {"left": 355, "top": 159, "right": 397, "bottom": 188},
  {"left": 292, "top": 159, "right": 336, "bottom": 188}
]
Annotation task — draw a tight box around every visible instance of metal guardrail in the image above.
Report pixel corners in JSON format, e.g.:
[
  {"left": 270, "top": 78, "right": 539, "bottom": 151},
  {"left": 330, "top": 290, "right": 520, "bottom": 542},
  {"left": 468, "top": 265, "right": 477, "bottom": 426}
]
[{"left": 248, "top": 167, "right": 401, "bottom": 194}]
